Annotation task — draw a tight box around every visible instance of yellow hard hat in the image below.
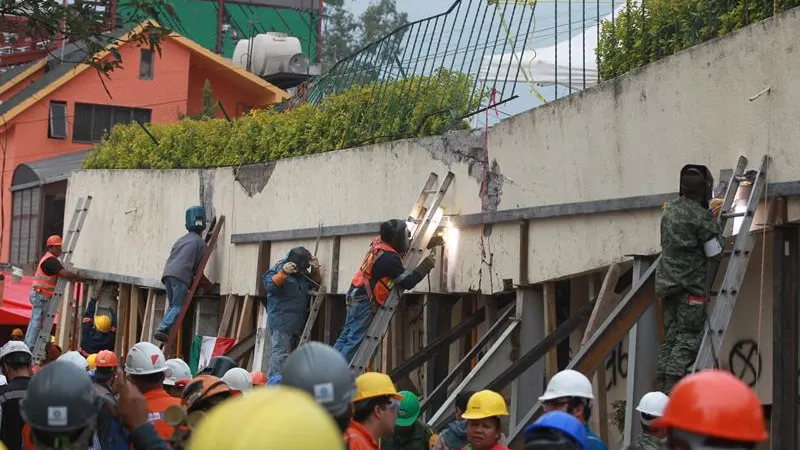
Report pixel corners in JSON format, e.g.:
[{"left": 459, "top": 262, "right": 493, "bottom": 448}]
[
  {"left": 11, "top": 328, "right": 23, "bottom": 338},
  {"left": 50, "top": 336, "right": 56, "bottom": 344},
  {"left": 186, "top": 386, "right": 342, "bottom": 450},
  {"left": 95, "top": 315, "right": 112, "bottom": 333},
  {"left": 353, "top": 372, "right": 403, "bottom": 403},
  {"left": 87, "top": 354, "right": 98, "bottom": 370},
  {"left": 461, "top": 390, "right": 509, "bottom": 420}
]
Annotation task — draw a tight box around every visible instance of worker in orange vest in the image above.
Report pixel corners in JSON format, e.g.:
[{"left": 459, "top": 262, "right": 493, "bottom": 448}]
[
  {"left": 334, "top": 220, "right": 436, "bottom": 361},
  {"left": 124, "top": 342, "right": 182, "bottom": 440},
  {"left": 24, "top": 235, "right": 84, "bottom": 348}
]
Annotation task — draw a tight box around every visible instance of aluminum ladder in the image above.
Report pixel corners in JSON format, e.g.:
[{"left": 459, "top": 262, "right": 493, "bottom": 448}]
[
  {"left": 349, "top": 171, "right": 454, "bottom": 374},
  {"left": 692, "top": 154, "right": 770, "bottom": 371},
  {"left": 32, "top": 196, "right": 92, "bottom": 365},
  {"left": 299, "top": 286, "right": 328, "bottom": 345}
]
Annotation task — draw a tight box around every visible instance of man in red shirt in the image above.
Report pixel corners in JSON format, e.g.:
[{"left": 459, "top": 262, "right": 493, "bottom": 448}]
[{"left": 124, "top": 341, "right": 181, "bottom": 440}]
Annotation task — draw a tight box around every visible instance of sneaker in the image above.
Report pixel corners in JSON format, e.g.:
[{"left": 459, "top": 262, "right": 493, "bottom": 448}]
[{"left": 153, "top": 330, "right": 169, "bottom": 342}]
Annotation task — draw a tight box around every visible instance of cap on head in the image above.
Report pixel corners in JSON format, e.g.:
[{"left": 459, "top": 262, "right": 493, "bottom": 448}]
[
  {"left": 652, "top": 370, "right": 767, "bottom": 443},
  {"left": 539, "top": 369, "right": 595, "bottom": 402},
  {"left": 21, "top": 360, "right": 97, "bottom": 433},
  {"left": 636, "top": 391, "right": 669, "bottom": 425},
  {"left": 281, "top": 341, "right": 355, "bottom": 417},
  {"left": 395, "top": 391, "right": 421, "bottom": 427},
  {"left": 353, "top": 372, "right": 403, "bottom": 403},
  {"left": 524, "top": 411, "right": 588, "bottom": 450},
  {"left": 200, "top": 356, "right": 237, "bottom": 378},
  {"left": 46, "top": 235, "right": 63, "bottom": 248},
  {"left": 181, "top": 374, "right": 233, "bottom": 413},
  {"left": 0, "top": 340, "right": 32, "bottom": 361},
  {"left": 125, "top": 342, "right": 167, "bottom": 375},
  {"left": 461, "top": 390, "right": 509, "bottom": 420},
  {"left": 185, "top": 206, "right": 207, "bottom": 233},
  {"left": 164, "top": 358, "right": 193, "bottom": 386}
]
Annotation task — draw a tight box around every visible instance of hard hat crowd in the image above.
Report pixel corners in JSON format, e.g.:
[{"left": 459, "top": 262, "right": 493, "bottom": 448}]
[{"left": 0, "top": 334, "right": 768, "bottom": 450}]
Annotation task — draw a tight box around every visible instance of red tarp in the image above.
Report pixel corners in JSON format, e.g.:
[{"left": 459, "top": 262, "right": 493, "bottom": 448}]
[{"left": 1, "top": 275, "right": 34, "bottom": 326}]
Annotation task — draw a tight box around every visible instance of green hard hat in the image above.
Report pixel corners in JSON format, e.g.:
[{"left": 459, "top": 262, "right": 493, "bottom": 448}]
[{"left": 396, "top": 390, "right": 421, "bottom": 427}]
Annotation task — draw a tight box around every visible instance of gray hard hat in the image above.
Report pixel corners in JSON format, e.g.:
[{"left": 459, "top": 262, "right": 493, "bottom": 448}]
[
  {"left": 21, "top": 360, "right": 99, "bottom": 433},
  {"left": 281, "top": 341, "right": 355, "bottom": 417}
]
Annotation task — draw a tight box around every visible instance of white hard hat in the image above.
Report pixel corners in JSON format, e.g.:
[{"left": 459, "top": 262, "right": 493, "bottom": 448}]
[
  {"left": 538, "top": 369, "right": 595, "bottom": 401},
  {"left": 222, "top": 367, "right": 253, "bottom": 392},
  {"left": 636, "top": 391, "right": 669, "bottom": 424},
  {"left": 125, "top": 342, "right": 167, "bottom": 375},
  {"left": 164, "top": 358, "right": 192, "bottom": 386},
  {"left": 0, "top": 341, "right": 31, "bottom": 360},
  {"left": 57, "top": 351, "right": 89, "bottom": 371}
]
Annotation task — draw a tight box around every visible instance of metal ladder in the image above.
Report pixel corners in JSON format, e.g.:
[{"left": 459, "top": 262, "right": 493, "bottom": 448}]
[
  {"left": 692, "top": 154, "right": 770, "bottom": 371},
  {"left": 32, "top": 196, "right": 92, "bottom": 365},
  {"left": 349, "top": 171, "right": 454, "bottom": 374}
]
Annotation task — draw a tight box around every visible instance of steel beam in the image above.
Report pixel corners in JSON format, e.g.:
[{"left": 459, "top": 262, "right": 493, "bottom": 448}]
[
  {"left": 623, "top": 255, "right": 658, "bottom": 447},
  {"left": 510, "top": 286, "right": 546, "bottom": 431},
  {"left": 771, "top": 225, "right": 799, "bottom": 450}
]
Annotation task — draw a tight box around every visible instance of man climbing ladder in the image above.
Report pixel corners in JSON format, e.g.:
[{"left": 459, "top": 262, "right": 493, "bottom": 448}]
[{"left": 655, "top": 165, "right": 722, "bottom": 393}]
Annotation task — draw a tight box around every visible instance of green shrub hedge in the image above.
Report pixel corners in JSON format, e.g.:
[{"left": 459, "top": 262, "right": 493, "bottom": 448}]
[
  {"left": 83, "top": 69, "right": 483, "bottom": 169},
  {"left": 596, "top": 0, "right": 800, "bottom": 80}
]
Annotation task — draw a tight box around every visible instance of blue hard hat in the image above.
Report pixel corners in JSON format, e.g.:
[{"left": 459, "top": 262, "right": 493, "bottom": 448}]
[
  {"left": 523, "top": 411, "right": 588, "bottom": 449},
  {"left": 268, "top": 375, "right": 282, "bottom": 386},
  {"left": 185, "top": 206, "right": 206, "bottom": 232}
]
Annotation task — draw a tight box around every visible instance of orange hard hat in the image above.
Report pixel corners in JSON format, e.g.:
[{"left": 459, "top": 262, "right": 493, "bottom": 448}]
[
  {"left": 181, "top": 374, "right": 233, "bottom": 413},
  {"left": 46, "top": 235, "right": 63, "bottom": 247},
  {"left": 95, "top": 350, "right": 119, "bottom": 368},
  {"left": 250, "top": 370, "right": 267, "bottom": 386},
  {"left": 653, "top": 370, "right": 767, "bottom": 443},
  {"left": 11, "top": 328, "right": 24, "bottom": 338}
]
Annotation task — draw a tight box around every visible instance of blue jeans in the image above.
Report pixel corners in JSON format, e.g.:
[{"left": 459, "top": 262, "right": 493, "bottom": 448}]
[
  {"left": 156, "top": 278, "right": 189, "bottom": 333},
  {"left": 268, "top": 328, "right": 298, "bottom": 378},
  {"left": 25, "top": 290, "right": 48, "bottom": 348},
  {"left": 333, "top": 296, "right": 375, "bottom": 362}
]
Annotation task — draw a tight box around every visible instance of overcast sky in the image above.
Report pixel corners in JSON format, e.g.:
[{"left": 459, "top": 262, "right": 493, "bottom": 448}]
[{"left": 345, "top": 0, "right": 442, "bottom": 22}]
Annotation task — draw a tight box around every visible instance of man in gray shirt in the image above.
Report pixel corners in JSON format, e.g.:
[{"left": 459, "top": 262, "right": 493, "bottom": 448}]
[{"left": 153, "top": 206, "right": 214, "bottom": 343}]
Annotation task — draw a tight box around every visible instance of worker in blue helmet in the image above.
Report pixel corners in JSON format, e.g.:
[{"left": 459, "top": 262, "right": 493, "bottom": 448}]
[
  {"left": 153, "top": 206, "right": 215, "bottom": 343},
  {"left": 523, "top": 411, "right": 588, "bottom": 450}
]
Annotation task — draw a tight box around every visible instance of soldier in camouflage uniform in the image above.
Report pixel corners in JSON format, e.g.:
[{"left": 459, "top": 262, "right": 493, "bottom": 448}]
[
  {"left": 655, "top": 165, "right": 722, "bottom": 394},
  {"left": 625, "top": 391, "right": 669, "bottom": 450}
]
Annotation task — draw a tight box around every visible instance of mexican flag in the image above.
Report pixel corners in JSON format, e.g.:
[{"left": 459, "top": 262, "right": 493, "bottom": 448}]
[{"left": 189, "top": 336, "right": 235, "bottom": 376}]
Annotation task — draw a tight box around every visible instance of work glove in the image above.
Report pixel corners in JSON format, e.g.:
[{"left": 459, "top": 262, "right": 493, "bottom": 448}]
[
  {"left": 414, "top": 255, "right": 436, "bottom": 277},
  {"left": 310, "top": 257, "right": 321, "bottom": 270},
  {"left": 710, "top": 197, "right": 723, "bottom": 221},
  {"left": 426, "top": 235, "right": 445, "bottom": 250},
  {"left": 282, "top": 262, "right": 298, "bottom": 275}
]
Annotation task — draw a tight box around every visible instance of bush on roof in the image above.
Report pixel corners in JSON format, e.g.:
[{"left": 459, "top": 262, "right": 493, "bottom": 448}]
[
  {"left": 595, "top": 0, "right": 800, "bottom": 81},
  {"left": 83, "top": 69, "right": 483, "bottom": 169}
]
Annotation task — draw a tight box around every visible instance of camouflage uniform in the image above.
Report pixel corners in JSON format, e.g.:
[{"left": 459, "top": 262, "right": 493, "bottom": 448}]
[
  {"left": 655, "top": 196, "right": 720, "bottom": 393},
  {"left": 625, "top": 433, "right": 662, "bottom": 450}
]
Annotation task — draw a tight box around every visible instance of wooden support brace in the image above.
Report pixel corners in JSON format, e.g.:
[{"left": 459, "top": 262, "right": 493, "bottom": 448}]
[
  {"left": 218, "top": 294, "right": 236, "bottom": 338},
  {"left": 582, "top": 263, "right": 622, "bottom": 345},
  {"left": 115, "top": 284, "right": 131, "bottom": 353},
  {"left": 542, "top": 282, "right": 558, "bottom": 380},
  {"left": 235, "top": 295, "right": 254, "bottom": 343},
  {"left": 57, "top": 282, "right": 74, "bottom": 349},
  {"left": 128, "top": 287, "right": 141, "bottom": 349},
  {"left": 141, "top": 289, "right": 155, "bottom": 342}
]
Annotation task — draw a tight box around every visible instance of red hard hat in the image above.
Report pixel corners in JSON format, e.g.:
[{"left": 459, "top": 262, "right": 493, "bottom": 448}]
[
  {"left": 95, "top": 350, "right": 119, "bottom": 368},
  {"left": 46, "top": 235, "right": 63, "bottom": 247},
  {"left": 250, "top": 370, "right": 267, "bottom": 386},
  {"left": 652, "top": 370, "right": 767, "bottom": 443}
]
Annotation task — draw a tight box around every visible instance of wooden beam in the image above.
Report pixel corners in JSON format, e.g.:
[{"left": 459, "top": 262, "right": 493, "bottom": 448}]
[
  {"left": 542, "top": 282, "right": 558, "bottom": 380},
  {"left": 140, "top": 289, "right": 155, "bottom": 342},
  {"left": 519, "top": 220, "right": 529, "bottom": 285},
  {"left": 218, "top": 294, "right": 236, "bottom": 338},
  {"left": 115, "top": 284, "right": 131, "bottom": 354},
  {"left": 235, "top": 295, "right": 254, "bottom": 343},
  {"left": 57, "top": 282, "right": 74, "bottom": 349},
  {"left": 582, "top": 264, "right": 622, "bottom": 345},
  {"left": 128, "top": 287, "right": 141, "bottom": 350}
]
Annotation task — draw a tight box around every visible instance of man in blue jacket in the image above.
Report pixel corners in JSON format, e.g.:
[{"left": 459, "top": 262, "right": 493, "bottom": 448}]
[{"left": 263, "top": 247, "right": 322, "bottom": 378}]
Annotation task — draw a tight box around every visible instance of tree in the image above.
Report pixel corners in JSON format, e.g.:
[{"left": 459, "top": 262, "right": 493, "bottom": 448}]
[
  {"left": 320, "top": 0, "right": 409, "bottom": 71},
  {"left": 0, "top": 0, "right": 174, "bottom": 74},
  {"left": 197, "top": 80, "right": 220, "bottom": 119}
]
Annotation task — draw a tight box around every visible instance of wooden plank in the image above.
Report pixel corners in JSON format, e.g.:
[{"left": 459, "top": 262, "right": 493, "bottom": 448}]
[
  {"left": 57, "top": 282, "right": 74, "bottom": 349},
  {"left": 542, "top": 282, "right": 558, "bottom": 380},
  {"left": 140, "top": 289, "right": 155, "bottom": 342},
  {"left": 115, "top": 284, "right": 130, "bottom": 354},
  {"left": 519, "top": 220, "right": 529, "bottom": 285},
  {"left": 218, "top": 294, "right": 236, "bottom": 338},
  {"left": 581, "top": 264, "right": 622, "bottom": 345},
  {"left": 235, "top": 295, "right": 254, "bottom": 342},
  {"left": 595, "top": 368, "right": 610, "bottom": 444},
  {"left": 128, "top": 287, "right": 141, "bottom": 349},
  {"left": 164, "top": 215, "right": 225, "bottom": 356}
]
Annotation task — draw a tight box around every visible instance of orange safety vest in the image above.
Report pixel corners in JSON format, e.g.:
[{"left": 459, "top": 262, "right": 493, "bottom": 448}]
[
  {"left": 32, "top": 252, "right": 59, "bottom": 297},
  {"left": 350, "top": 237, "right": 401, "bottom": 306}
]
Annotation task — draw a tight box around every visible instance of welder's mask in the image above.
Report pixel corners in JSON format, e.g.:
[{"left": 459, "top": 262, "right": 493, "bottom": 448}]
[
  {"left": 679, "top": 165, "right": 714, "bottom": 209},
  {"left": 380, "top": 219, "right": 410, "bottom": 254},
  {"left": 286, "top": 247, "right": 312, "bottom": 272}
]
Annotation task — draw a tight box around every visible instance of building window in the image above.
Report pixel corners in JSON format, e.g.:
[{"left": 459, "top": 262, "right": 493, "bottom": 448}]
[
  {"left": 48, "top": 101, "right": 67, "bottom": 139},
  {"left": 139, "top": 49, "right": 154, "bottom": 80},
  {"left": 72, "top": 103, "right": 152, "bottom": 143},
  {"left": 10, "top": 187, "right": 42, "bottom": 269}
]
